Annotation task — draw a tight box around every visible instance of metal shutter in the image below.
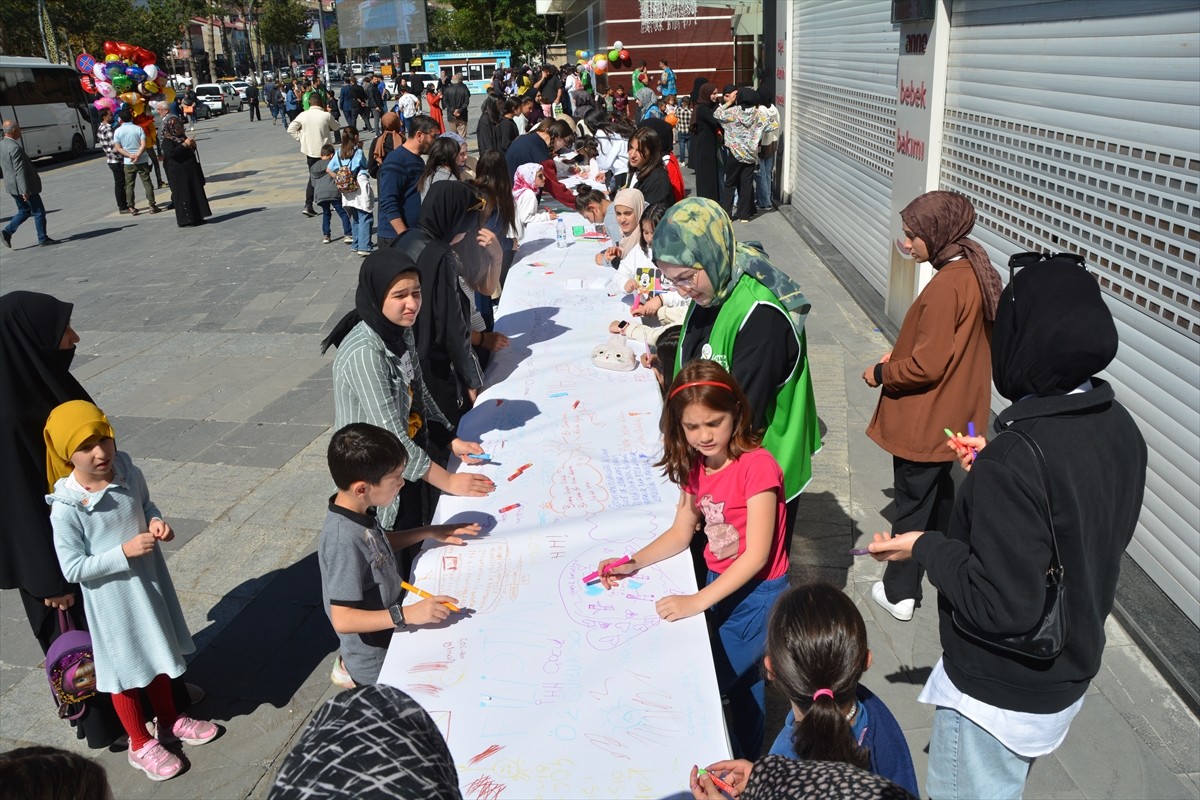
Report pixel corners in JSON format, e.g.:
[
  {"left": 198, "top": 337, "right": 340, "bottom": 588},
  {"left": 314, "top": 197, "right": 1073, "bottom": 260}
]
[
  {"left": 940, "top": 0, "right": 1200, "bottom": 622},
  {"left": 789, "top": 0, "right": 897, "bottom": 294}
]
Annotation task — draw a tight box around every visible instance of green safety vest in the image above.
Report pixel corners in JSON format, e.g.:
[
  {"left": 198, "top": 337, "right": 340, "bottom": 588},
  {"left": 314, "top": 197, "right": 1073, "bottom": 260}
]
[{"left": 676, "top": 274, "right": 821, "bottom": 499}]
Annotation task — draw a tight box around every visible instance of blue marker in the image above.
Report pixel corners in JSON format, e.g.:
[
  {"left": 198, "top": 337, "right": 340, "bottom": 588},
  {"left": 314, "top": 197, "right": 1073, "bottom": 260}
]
[
  {"left": 473, "top": 454, "right": 492, "bottom": 461},
  {"left": 548, "top": 391, "right": 569, "bottom": 398}
]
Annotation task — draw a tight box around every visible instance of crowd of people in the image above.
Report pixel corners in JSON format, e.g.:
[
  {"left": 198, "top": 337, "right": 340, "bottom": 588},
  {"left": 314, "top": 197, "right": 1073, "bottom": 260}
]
[{"left": 0, "top": 50, "right": 1149, "bottom": 800}]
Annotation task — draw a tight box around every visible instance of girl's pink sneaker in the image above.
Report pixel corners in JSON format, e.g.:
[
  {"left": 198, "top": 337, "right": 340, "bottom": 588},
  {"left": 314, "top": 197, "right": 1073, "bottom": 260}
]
[
  {"left": 128, "top": 739, "right": 182, "bottom": 781},
  {"left": 158, "top": 714, "right": 220, "bottom": 745}
]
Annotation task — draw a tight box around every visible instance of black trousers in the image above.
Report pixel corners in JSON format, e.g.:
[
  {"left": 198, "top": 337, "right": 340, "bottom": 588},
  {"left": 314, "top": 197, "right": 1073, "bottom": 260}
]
[
  {"left": 721, "top": 158, "right": 755, "bottom": 221},
  {"left": 305, "top": 155, "right": 319, "bottom": 210},
  {"left": 108, "top": 162, "right": 127, "bottom": 210},
  {"left": 248, "top": 101, "right": 261, "bottom": 120},
  {"left": 881, "top": 456, "right": 955, "bottom": 603}
]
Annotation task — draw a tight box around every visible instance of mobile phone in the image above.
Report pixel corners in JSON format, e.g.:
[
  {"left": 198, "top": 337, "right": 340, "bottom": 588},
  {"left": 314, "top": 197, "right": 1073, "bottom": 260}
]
[{"left": 617, "top": 321, "right": 628, "bottom": 330}]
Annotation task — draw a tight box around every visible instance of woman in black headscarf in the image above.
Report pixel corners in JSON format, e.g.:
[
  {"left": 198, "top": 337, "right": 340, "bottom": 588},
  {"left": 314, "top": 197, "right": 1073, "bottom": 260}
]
[
  {"left": 159, "top": 116, "right": 211, "bottom": 227},
  {"left": 322, "top": 250, "right": 495, "bottom": 530},
  {"left": 392, "top": 181, "right": 500, "bottom": 431},
  {"left": 692, "top": 82, "right": 723, "bottom": 202},
  {"left": 0, "top": 292, "right": 192, "bottom": 748},
  {"left": 869, "top": 255, "right": 1147, "bottom": 799},
  {"left": 269, "top": 685, "right": 462, "bottom": 800}
]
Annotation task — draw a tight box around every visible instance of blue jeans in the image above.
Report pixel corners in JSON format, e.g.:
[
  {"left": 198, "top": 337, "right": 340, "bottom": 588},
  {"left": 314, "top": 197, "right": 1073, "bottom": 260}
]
[
  {"left": 707, "top": 571, "right": 789, "bottom": 759},
  {"left": 319, "top": 199, "right": 351, "bottom": 237},
  {"left": 5, "top": 193, "right": 48, "bottom": 242},
  {"left": 755, "top": 151, "right": 775, "bottom": 209},
  {"left": 347, "top": 207, "right": 373, "bottom": 251},
  {"left": 927, "top": 706, "right": 1034, "bottom": 799},
  {"left": 678, "top": 133, "right": 691, "bottom": 161}
]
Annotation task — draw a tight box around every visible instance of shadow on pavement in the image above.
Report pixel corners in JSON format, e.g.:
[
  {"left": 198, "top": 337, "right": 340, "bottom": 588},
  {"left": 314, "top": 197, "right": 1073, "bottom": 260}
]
[
  {"left": 185, "top": 552, "right": 336, "bottom": 722},
  {"left": 208, "top": 207, "right": 266, "bottom": 223},
  {"left": 207, "top": 189, "right": 254, "bottom": 202},
  {"left": 206, "top": 170, "right": 261, "bottom": 182},
  {"left": 67, "top": 225, "right": 136, "bottom": 242}
]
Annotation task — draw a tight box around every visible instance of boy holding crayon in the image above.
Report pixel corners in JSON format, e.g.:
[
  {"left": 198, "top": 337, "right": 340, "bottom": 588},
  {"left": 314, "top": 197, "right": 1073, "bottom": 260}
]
[{"left": 319, "top": 423, "right": 479, "bottom": 688}]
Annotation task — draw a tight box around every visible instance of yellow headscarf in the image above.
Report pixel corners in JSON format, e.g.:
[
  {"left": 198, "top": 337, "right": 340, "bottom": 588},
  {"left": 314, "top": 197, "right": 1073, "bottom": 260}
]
[{"left": 44, "top": 400, "right": 114, "bottom": 491}]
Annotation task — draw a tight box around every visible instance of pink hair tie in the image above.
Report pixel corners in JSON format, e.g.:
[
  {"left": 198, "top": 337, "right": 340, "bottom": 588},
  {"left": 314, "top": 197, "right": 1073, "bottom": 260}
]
[{"left": 812, "top": 689, "right": 834, "bottom": 702}]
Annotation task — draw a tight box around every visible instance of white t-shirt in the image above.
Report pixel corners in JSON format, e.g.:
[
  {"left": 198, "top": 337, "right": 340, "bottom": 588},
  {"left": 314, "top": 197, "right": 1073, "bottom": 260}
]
[
  {"left": 918, "top": 657, "right": 1084, "bottom": 758},
  {"left": 398, "top": 93, "right": 418, "bottom": 119}
]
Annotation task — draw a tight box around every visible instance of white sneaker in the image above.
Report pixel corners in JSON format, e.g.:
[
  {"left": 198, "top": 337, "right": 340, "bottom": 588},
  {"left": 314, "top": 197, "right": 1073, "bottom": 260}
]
[{"left": 872, "top": 581, "right": 915, "bottom": 622}]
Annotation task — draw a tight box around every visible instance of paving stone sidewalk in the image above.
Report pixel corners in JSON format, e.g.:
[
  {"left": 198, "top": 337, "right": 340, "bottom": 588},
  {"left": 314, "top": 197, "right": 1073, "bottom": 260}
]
[{"left": 0, "top": 104, "right": 1195, "bottom": 799}]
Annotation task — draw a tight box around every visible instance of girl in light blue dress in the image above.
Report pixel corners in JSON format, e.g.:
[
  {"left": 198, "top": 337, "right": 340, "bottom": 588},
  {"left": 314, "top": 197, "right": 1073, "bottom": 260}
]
[{"left": 46, "top": 400, "right": 219, "bottom": 782}]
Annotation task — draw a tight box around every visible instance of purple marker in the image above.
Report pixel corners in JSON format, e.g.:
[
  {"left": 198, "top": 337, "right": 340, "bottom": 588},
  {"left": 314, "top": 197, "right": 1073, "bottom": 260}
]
[
  {"left": 848, "top": 548, "right": 871, "bottom": 556},
  {"left": 966, "top": 422, "right": 978, "bottom": 459}
]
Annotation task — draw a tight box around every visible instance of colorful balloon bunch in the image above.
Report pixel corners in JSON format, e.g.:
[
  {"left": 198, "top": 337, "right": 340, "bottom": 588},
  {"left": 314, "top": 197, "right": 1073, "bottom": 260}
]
[
  {"left": 575, "top": 41, "right": 631, "bottom": 76},
  {"left": 76, "top": 41, "right": 174, "bottom": 139}
]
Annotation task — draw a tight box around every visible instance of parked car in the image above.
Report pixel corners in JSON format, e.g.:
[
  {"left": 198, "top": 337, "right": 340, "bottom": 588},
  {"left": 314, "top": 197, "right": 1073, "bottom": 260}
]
[
  {"left": 230, "top": 80, "right": 250, "bottom": 100},
  {"left": 398, "top": 72, "right": 438, "bottom": 94},
  {"left": 295, "top": 63, "right": 316, "bottom": 80},
  {"left": 194, "top": 82, "right": 240, "bottom": 115},
  {"left": 350, "top": 62, "right": 364, "bottom": 76},
  {"left": 220, "top": 82, "right": 246, "bottom": 111}
]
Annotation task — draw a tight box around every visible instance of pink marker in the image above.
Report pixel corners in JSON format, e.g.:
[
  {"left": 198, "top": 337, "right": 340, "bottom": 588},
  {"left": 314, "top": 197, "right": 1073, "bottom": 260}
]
[{"left": 581, "top": 555, "right": 632, "bottom": 584}]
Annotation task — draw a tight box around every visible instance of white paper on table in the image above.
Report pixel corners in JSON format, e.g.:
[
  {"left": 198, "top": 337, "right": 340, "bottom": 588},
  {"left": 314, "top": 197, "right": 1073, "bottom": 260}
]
[{"left": 380, "top": 213, "right": 728, "bottom": 799}]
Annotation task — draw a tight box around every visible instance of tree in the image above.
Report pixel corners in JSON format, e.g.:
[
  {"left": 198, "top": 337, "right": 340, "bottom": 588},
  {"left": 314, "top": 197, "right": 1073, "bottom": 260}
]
[
  {"left": 323, "top": 21, "right": 339, "bottom": 61},
  {"left": 423, "top": 0, "right": 551, "bottom": 62},
  {"left": 257, "top": 0, "right": 307, "bottom": 49}
]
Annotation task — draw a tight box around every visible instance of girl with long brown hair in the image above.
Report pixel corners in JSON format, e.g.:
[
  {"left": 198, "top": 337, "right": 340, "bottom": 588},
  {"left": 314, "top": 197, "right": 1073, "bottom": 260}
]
[{"left": 596, "top": 360, "right": 789, "bottom": 759}]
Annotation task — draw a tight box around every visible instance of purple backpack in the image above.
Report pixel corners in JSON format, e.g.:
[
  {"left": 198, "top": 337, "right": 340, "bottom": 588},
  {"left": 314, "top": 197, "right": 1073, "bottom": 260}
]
[{"left": 46, "top": 609, "right": 97, "bottom": 719}]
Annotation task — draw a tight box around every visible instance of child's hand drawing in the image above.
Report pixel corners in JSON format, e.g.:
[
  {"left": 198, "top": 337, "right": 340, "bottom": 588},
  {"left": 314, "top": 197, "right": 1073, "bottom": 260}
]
[
  {"left": 405, "top": 595, "right": 461, "bottom": 625},
  {"left": 446, "top": 472, "right": 496, "bottom": 497},
  {"left": 623, "top": 278, "right": 638, "bottom": 293},
  {"left": 656, "top": 593, "right": 704, "bottom": 622},
  {"left": 149, "top": 517, "right": 174, "bottom": 542},
  {"left": 632, "top": 295, "right": 663, "bottom": 317},
  {"left": 481, "top": 332, "right": 510, "bottom": 352},
  {"left": 429, "top": 522, "right": 482, "bottom": 546},
  {"left": 122, "top": 531, "right": 156, "bottom": 558},
  {"left": 453, "top": 438, "right": 488, "bottom": 463},
  {"left": 690, "top": 760, "right": 752, "bottom": 798},
  {"left": 597, "top": 556, "right": 637, "bottom": 589}
]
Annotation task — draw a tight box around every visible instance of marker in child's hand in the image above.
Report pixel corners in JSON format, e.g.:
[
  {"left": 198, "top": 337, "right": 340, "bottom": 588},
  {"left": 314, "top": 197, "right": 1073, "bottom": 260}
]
[
  {"left": 581, "top": 554, "right": 632, "bottom": 583},
  {"left": 848, "top": 547, "right": 871, "bottom": 556},
  {"left": 943, "top": 427, "right": 956, "bottom": 439},
  {"left": 472, "top": 453, "right": 492, "bottom": 462},
  {"left": 966, "top": 421, "right": 979, "bottom": 458},
  {"left": 697, "top": 767, "right": 736, "bottom": 795},
  {"left": 401, "top": 580, "right": 460, "bottom": 612},
  {"left": 499, "top": 503, "right": 521, "bottom": 513}
]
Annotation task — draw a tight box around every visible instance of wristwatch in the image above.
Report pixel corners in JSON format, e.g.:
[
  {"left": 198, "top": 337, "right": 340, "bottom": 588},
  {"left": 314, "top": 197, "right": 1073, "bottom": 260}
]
[{"left": 388, "top": 602, "right": 407, "bottom": 629}]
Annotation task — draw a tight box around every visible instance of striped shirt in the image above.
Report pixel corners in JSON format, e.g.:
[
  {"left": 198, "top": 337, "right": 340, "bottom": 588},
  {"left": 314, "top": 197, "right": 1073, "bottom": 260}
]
[
  {"left": 332, "top": 321, "right": 449, "bottom": 528},
  {"left": 97, "top": 122, "right": 120, "bottom": 164}
]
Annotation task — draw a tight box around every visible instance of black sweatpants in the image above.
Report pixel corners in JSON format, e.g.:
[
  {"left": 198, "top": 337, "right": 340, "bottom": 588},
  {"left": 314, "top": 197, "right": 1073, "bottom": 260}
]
[
  {"left": 881, "top": 456, "right": 955, "bottom": 603},
  {"left": 721, "top": 158, "right": 756, "bottom": 221},
  {"left": 305, "top": 155, "right": 319, "bottom": 210}
]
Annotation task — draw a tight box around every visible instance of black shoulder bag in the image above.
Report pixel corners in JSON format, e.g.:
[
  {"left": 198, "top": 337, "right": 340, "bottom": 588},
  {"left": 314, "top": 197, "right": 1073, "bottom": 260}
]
[{"left": 952, "top": 428, "right": 1067, "bottom": 661}]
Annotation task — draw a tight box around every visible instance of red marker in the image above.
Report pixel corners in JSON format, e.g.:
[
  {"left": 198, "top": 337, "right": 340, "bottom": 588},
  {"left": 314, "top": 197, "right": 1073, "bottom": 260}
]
[
  {"left": 572, "top": 400, "right": 580, "bottom": 409},
  {"left": 516, "top": 463, "right": 533, "bottom": 473},
  {"left": 697, "top": 767, "right": 736, "bottom": 795},
  {"left": 499, "top": 503, "right": 521, "bottom": 513}
]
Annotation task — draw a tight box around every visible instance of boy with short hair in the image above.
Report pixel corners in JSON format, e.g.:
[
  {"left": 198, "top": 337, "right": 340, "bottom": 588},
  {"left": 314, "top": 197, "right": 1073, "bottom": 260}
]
[
  {"left": 319, "top": 423, "right": 478, "bottom": 688},
  {"left": 676, "top": 96, "right": 694, "bottom": 162},
  {"left": 311, "top": 143, "right": 352, "bottom": 245}
]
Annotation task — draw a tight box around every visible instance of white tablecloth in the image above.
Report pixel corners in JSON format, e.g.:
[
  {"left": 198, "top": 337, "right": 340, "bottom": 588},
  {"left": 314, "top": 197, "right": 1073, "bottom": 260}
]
[{"left": 379, "top": 213, "right": 731, "bottom": 799}]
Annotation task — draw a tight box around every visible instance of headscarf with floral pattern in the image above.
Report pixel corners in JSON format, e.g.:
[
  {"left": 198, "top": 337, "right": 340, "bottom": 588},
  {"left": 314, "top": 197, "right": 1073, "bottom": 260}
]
[{"left": 653, "top": 197, "right": 812, "bottom": 336}]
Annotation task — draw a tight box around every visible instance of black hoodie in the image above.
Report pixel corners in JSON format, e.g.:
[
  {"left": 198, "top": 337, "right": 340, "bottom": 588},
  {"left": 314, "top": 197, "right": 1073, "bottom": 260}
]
[{"left": 912, "top": 257, "right": 1147, "bottom": 713}]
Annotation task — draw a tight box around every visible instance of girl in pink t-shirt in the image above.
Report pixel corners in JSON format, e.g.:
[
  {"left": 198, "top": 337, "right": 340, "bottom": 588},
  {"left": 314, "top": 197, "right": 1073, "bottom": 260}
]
[{"left": 598, "top": 360, "right": 789, "bottom": 758}]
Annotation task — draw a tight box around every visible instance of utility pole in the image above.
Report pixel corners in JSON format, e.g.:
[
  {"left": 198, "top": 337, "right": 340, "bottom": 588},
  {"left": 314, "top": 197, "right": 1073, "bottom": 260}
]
[{"left": 316, "top": 0, "right": 330, "bottom": 81}]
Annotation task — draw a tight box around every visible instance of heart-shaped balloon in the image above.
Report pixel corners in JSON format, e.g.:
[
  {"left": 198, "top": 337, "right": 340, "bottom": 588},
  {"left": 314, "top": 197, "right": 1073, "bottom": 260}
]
[
  {"left": 143, "top": 64, "right": 159, "bottom": 81},
  {"left": 96, "top": 80, "right": 116, "bottom": 98}
]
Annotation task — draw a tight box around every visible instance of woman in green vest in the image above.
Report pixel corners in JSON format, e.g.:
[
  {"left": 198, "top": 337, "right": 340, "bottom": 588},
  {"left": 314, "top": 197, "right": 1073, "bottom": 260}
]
[{"left": 654, "top": 198, "right": 821, "bottom": 538}]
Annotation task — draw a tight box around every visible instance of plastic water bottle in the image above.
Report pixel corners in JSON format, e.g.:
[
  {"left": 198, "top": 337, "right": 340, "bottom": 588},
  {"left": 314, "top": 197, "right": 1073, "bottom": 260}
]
[{"left": 556, "top": 218, "right": 568, "bottom": 248}]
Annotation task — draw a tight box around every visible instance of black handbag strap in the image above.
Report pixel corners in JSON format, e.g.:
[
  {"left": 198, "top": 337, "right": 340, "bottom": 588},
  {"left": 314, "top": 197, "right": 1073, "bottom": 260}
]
[{"left": 1004, "top": 428, "right": 1063, "bottom": 580}]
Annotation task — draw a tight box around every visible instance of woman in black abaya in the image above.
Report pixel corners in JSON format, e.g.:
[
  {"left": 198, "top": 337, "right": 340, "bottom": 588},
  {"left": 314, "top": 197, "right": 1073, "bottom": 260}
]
[
  {"left": 0, "top": 292, "right": 195, "bottom": 748},
  {"left": 160, "top": 116, "right": 211, "bottom": 227},
  {"left": 692, "top": 82, "right": 723, "bottom": 202}
]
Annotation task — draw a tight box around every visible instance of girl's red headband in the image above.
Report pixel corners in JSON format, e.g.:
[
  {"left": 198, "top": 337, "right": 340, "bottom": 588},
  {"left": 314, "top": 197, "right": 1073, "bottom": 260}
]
[{"left": 668, "top": 380, "right": 732, "bottom": 401}]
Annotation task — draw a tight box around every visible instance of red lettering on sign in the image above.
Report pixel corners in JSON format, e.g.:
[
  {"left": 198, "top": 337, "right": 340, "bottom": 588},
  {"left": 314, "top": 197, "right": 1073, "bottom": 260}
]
[
  {"left": 896, "top": 131, "right": 926, "bottom": 161},
  {"left": 897, "top": 79, "right": 927, "bottom": 108},
  {"left": 777, "top": 38, "right": 785, "bottom": 55},
  {"left": 776, "top": 67, "right": 785, "bottom": 79}
]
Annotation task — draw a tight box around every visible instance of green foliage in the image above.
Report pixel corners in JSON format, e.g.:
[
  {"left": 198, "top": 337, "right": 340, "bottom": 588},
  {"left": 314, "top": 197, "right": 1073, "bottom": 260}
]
[
  {"left": 424, "top": 0, "right": 551, "bottom": 61},
  {"left": 257, "top": 0, "right": 307, "bottom": 48},
  {"left": 0, "top": 0, "right": 200, "bottom": 63}
]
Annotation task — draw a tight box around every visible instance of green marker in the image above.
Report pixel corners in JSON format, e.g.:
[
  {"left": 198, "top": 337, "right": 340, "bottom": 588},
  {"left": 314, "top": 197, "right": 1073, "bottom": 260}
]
[{"left": 943, "top": 428, "right": 955, "bottom": 438}]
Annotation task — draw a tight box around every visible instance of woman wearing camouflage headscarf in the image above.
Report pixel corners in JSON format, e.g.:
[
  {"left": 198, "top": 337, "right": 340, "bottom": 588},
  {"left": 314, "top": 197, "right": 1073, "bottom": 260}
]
[{"left": 656, "top": 197, "right": 821, "bottom": 513}]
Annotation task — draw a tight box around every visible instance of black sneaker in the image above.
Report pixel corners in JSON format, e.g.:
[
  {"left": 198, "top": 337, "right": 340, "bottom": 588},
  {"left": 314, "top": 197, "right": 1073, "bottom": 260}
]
[
  {"left": 39, "top": 237, "right": 61, "bottom": 246},
  {"left": 302, "top": 208, "right": 318, "bottom": 217},
  {"left": 1, "top": 230, "right": 10, "bottom": 248}
]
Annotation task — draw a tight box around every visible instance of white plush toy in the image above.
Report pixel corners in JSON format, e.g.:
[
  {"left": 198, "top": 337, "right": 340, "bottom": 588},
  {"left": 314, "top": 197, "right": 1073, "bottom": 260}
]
[{"left": 591, "top": 335, "right": 638, "bottom": 372}]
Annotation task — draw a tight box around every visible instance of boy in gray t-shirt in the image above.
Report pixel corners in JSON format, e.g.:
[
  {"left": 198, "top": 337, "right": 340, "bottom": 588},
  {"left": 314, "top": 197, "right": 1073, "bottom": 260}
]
[{"left": 319, "top": 423, "right": 479, "bottom": 688}]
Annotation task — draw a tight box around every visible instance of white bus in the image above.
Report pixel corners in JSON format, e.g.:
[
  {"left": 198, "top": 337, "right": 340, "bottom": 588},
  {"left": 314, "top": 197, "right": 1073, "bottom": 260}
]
[{"left": 0, "top": 56, "right": 95, "bottom": 160}]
